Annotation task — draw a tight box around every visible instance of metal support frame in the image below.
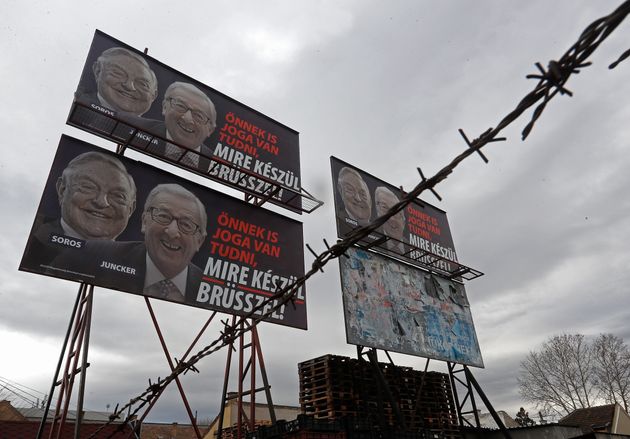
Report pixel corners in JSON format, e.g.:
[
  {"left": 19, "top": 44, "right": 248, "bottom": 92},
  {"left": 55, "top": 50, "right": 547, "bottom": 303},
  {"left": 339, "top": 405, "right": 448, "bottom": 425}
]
[
  {"left": 37, "top": 283, "right": 94, "bottom": 439},
  {"left": 131, "top": 298, "right": 218, "bottom": 439},
  {"left": 217, "top": 320, "right": 276, "bottom": 439},
  {"left": 447, "top": 362, "right": 512, "bottom": 439},
  {"left": 356, "top": 346, "right": 405, "bottom": 429}
]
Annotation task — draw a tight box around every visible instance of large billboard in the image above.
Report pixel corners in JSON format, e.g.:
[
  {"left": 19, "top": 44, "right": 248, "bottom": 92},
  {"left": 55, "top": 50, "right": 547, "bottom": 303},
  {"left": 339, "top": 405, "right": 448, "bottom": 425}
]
[
  {"left": 330, "top": 157, "right": 479, "bottom": 279},
  {"left": 67, "top": 30, "right": 314, "bottom": 213},
  {"left": 339, "top": 247, "right": 483, "bottom": 367},
  {"left": 20, "top": 135, "right": 307, "bottom": 329}
]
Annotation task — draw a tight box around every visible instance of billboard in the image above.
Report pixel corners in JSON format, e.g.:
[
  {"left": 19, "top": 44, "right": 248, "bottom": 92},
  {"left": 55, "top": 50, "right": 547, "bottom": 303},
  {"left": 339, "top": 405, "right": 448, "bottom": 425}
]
[
  {"left": 20, "top": 135, "right": 307, "bottom": 329},
  {"left": 339, "top": 247, "right": 483, "bottom": 367},
  {"left": 330, "top": 157, "right": 479, "bottom": 279},
  {"left": 67, "top": 30, "right": 313, "bottom": 213}
]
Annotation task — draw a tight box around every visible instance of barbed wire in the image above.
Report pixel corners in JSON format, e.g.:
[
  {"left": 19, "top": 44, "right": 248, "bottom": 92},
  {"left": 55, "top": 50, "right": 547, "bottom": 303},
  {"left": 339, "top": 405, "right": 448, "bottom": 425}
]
[{"left": 90, "top": 2, "right": 630, "bottom": 437}]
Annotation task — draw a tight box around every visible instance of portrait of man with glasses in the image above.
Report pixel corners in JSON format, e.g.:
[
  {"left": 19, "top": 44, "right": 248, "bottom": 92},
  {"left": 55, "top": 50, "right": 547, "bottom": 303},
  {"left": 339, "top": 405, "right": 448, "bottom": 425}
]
[
  {"left": 136, "top": 82, "right": 217, "bottom": 173},
  {"left": 52, "top": 183, "right": 208, "bottom": 303},
  {"left": 21, "top": 151, "right": 137, "bottom": 268},
  {"left": 78, "top": 47, "right": 159, "bottom": 117},
  {"left": 336, "top": 166, "right": 373, "bottom": 227}
]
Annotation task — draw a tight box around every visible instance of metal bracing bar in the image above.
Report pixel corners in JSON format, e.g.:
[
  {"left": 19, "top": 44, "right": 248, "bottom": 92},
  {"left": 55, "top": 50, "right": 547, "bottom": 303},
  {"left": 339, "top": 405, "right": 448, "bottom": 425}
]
[
  {"left": 217, "top": 316, "right": 237, "bottom": 439},
  {"left": 464, "top": 366, "right": 513, "bottom": 439},
  {"left": 218, "top": 320, "right": 277, "bottom": 439},
  {"left": 366, "top": 348, "right": 406, "bottom": 429},
  {"left": 74, "top": 284, "right": 94, "bottom": 439},
  {"left": 237, "top": 322, "right": 245, "bottom": 439},
  {"left": 447, "top": 362, "right": 512, "bottom": 439},
  {"left": 413, "top": 358, "right": 431, "bottom": 428},
  {"left": 448, "top": 362, "right": 479, "bottom": 428},
  {"left": 52, "top": 285, "right": 91, "bottom": 439},
  {"left": 36, "top": 284, "right": 84, "bottom": 439},
  {"left": 252, "top": 326, "right": 276, "bottom": 424},
  {"left": 144, "top": 298, "right": 203, "bottom": 439},
  {"left": 249, "top": 324, "right": 256, "bottom": 433}
]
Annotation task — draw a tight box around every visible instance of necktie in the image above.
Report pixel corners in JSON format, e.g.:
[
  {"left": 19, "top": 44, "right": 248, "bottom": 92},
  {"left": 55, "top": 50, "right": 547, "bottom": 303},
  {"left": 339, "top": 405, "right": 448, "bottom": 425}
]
[{"left": 144, "top": 279, "right": 184, "bottom": 302}]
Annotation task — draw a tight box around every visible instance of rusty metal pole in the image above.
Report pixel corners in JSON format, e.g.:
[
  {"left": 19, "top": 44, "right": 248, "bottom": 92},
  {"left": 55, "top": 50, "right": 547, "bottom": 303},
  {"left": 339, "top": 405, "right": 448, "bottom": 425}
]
[
  {"left": 144, "top": 297, "right": 203, "bottom": 439},
  {"left": 73, "top": 284, "right": 94, "bottom": 439},
  {"left": 36, "top": 284, "right": 84, "bottom": 439}
]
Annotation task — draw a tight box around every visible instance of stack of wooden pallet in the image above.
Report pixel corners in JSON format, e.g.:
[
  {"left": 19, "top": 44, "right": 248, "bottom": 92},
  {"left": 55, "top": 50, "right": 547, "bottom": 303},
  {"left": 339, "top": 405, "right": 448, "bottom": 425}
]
[{"left": 298, "top": 355, "right": 459, "bottom": 438}]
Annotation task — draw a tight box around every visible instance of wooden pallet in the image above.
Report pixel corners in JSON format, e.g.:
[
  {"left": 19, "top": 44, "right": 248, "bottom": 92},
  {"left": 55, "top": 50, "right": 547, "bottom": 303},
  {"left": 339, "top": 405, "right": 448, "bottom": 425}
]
[{"left": 298, "top": 355, "right": 460, "bottom": 438}]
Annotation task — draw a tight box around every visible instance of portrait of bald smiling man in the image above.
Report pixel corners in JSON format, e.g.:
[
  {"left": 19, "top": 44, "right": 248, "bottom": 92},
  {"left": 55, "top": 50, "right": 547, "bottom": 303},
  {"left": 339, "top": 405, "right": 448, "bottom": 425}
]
[
  {"left": 55, "top": 184, "right": 208, "bottom": 303},
  {"left": 83, "top": 47, "right": 158, "bottom": 116}
]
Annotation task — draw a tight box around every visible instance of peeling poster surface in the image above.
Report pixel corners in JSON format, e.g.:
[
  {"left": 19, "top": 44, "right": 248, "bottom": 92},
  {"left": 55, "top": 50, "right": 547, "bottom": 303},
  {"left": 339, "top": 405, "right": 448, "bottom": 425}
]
[{"left": 339, "top": 247, "right": 483, "bottom": 367}]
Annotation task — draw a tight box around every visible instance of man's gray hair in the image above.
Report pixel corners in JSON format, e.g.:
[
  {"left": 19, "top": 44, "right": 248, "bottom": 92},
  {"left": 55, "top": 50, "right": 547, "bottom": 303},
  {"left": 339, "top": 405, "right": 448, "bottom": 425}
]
[
  {"left": 61, "top": 151, "right": 136, "bottom": 199},
  {"left": 164, "top": 82, "right": 217, "bottom": 131},
  {"left": 94, "top": 47, "right": 158, "bottom": 93},
  {"left": 144, "top": 184, "right": 207, "bottom": 236},
  {"left": 337, "top": 167, "right": 366, "bottom": 187},
  {"left": 375, "top": 186, "right": 399, "bottom": 204}
]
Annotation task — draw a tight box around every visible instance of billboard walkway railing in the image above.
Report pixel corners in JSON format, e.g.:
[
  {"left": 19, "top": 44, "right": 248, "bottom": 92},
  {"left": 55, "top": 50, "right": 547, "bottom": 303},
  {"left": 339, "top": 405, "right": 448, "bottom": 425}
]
[{"left": 68, "top": 101, "right": 323, "bottom": 214}]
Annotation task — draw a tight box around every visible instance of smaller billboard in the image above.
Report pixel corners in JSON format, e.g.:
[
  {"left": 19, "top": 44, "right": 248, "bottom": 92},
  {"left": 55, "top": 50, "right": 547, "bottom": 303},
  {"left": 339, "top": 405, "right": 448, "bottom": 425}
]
[
  {"left": 20, "top": 135, "right": 307, "bottom": 329},
  {"left": 330, "top": 157, "right": 479, "bottom": 279},
  {"left": 68, "top": 30, "right": 315, "bottom": 213},
  {"left": 339, "top": 247, "right": 483, "bottom": 367}
]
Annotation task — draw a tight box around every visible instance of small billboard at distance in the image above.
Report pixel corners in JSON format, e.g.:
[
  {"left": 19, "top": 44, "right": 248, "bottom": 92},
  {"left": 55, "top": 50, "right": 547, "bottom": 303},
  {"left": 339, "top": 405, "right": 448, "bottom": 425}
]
[
  {"left": 68, "top": 30, "right": 308, "bottom": 213},
  {"left": 339, "top": 247, "right": 483, "bottom": 367},
  {"left": 20, "top": 135, "right": 306, "bottom": 329},
  {"left": 331, "top": 156, "right": 474, "bottom": 277}
]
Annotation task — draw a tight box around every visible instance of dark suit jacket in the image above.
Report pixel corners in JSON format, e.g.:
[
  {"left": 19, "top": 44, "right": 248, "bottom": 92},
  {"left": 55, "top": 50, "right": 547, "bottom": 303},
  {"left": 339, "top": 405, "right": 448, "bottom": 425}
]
[
  {"left": 52, "top": 240, "right": 203, "bottom": 304},
  {"left": 73, "top": 92, "right": 147, "bottom": 144},
  {"left": 122, "top": 117, "right": 213, "bottom": 173},
  {"left": 20, "top": 219, "right": 72, "bottom": 270}
]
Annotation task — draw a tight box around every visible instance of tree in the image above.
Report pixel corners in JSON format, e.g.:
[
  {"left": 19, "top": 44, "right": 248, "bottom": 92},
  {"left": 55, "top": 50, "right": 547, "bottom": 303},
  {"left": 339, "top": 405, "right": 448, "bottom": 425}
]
[
  {"left": 518, "top": 334, "right": 599, "bottom": 417},
  {"left": 593, "top": 333, "right": 630, "bottom": 412}
]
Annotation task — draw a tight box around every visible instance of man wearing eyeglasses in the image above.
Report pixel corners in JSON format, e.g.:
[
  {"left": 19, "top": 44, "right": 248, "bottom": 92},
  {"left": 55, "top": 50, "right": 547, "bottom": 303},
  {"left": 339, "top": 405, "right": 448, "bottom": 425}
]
[
  {"left": 337, "top": 167, "right": 372, "bottom": 227},
  {"left": 138, "top": 82, "right": 217, "bottom": 172},
  {"left": 78, "top": 47, "right": 158, "bottom": 117},
  {"left": 139, "top": 183, "right": 207, "bottom": 301},
  {"left": 374, "top": 186, "right": 406, "bottom": 253},
  {"left": 21, "top": 151, "right": 137, "bottom": 268},
  {"left": 52, "top": 183, "right": 207, "bottom": 303}
]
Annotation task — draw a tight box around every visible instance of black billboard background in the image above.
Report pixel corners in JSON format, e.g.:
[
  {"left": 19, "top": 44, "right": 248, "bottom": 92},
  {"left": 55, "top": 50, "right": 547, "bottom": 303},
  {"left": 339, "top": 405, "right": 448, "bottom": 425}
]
[
  {"left": 330, "top": 156, "right": 460, "bottom": 274},
  {"left": 70, "top": 30, "right": 303, "bottom": 212},
  {"left": 20, "top": 135, "right": 307, "bottom": 329}
]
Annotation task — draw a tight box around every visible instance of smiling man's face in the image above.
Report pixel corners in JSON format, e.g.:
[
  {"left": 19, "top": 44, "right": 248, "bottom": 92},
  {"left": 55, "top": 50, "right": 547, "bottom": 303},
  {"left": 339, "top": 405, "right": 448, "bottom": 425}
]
[
  {"left": 375, "top": 188, "right": 404, "bottom": 239},
  {"left": 162, "top": 85, "right": 214, "bottom": 148},
  {"left": 95, "top": 53, "right": 157, "bottom": 116},
  {"left": 141, "top": 191, "right": 205, "bottom": 279},
  {"left": 57, "top": 162, "right": 135, "bottom": 240}
]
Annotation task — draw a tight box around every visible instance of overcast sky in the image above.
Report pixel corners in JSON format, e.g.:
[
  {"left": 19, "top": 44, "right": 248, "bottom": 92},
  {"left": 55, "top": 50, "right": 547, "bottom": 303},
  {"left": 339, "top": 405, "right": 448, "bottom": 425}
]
[{"left": 2, "top": 0, "right": 630, "bottom": 426}]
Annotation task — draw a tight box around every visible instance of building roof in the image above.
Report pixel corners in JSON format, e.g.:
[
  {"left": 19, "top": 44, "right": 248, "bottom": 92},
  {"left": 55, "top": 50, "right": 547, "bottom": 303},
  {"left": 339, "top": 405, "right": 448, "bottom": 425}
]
[
  {"left": 463, "top": 410, "right": 519, "bottom": 429},
  {"left": 16, "top": 406, "right": 122, "bottom": 423},
  {"left": 142, "top": 422, "right": 210, "bottom": 438},
  {"left": 0, "top": 400, "right": 27, "bottom": 422},
  {"left": 559, "top": 404, "right": 616, "bottom": 431}
]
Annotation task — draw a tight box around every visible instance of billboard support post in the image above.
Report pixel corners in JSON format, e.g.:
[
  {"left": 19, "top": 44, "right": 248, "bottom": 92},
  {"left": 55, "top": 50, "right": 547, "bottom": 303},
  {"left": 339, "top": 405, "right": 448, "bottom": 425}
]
[
  {"left": 142, "top": 297, "right": 208, "bottom": 439},
  {"left": 135, "top": 307, "right": 218, "bottom": 428},
  {"left": 447, "top": 362, "right": 512, "bottom": 439},
  {"left": 357, "top": 347, "right": 405, "bottom": 429},
  {"left": 36, "top": 283, "right": 94, "bottom": 439},
  {"left": 218, "top": 320, "right": 276, "bottom": 439}
]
